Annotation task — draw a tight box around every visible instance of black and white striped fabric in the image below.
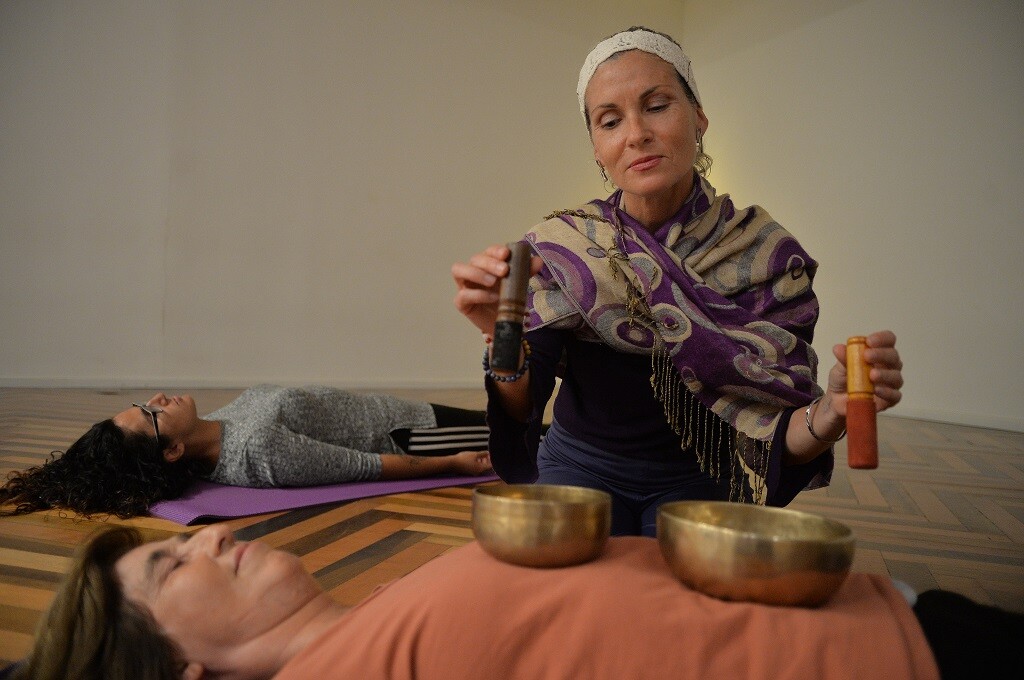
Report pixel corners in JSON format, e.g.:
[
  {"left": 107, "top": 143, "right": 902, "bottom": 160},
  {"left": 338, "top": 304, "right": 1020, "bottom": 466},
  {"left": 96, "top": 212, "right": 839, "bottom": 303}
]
[
  {"left": 402, "top": 425, "right": 491, "bottom": 456},
  {"left": 390, "top": 403, "right": 490, "bottom": 456}
]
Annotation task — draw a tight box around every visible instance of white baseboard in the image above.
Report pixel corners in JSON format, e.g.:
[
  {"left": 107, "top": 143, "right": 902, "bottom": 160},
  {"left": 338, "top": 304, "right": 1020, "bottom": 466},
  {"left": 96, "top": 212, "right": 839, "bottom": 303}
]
[
  {"left": 3, "top": 378, "right": 1021, "bottom": 433},
  {"left": 0, "top": 376, "right": 483, "bottom": 390},
  {"left": 879, "top": 408, "right": 1024, "bottom": 434}
]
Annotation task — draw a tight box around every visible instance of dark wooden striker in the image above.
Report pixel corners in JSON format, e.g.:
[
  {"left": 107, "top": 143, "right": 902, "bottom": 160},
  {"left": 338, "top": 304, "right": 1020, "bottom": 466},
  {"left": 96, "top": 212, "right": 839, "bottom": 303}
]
[{"left": 489, "top": 242, "right": 532, "bottom": 372}]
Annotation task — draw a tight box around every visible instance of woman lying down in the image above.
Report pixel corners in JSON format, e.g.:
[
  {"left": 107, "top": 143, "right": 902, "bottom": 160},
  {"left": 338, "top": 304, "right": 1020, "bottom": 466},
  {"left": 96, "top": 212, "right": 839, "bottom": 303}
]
[
  {"left": 0, "top": 385, "right": 493, "bottom": 518},
  {"left": 8, "top": 524, "right": 1021, "bottom": 680}
]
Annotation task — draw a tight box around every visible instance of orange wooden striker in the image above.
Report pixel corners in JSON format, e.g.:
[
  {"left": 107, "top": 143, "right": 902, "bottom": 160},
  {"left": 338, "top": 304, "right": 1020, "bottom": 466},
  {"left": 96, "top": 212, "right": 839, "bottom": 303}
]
[{"left": 846, "top": 336, "right": 878, "bottom": 469}]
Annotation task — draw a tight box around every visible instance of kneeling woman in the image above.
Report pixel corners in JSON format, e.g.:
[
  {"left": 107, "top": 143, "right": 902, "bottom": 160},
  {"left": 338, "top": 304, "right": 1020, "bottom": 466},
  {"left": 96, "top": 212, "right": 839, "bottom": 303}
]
[{"left": 0, "top": 385, "right": 492, "bottom": 518}]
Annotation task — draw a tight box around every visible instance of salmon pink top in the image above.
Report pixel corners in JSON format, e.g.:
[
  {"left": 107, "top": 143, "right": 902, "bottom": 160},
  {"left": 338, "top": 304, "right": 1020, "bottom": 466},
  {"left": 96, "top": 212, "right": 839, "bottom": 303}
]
[{"left": 276, "top": 537, "right": 938, "bottom": 680}]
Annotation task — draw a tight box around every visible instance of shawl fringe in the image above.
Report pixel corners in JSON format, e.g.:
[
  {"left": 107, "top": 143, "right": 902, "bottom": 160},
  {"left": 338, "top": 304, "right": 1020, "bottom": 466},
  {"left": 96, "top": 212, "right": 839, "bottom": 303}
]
[{"left": 536, "top": 185, "right": 818, "bottom": 503}]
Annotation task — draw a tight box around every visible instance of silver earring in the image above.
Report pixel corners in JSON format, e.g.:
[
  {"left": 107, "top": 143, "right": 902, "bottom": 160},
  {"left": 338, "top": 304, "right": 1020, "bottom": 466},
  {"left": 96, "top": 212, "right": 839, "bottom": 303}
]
[
  {"left": 697, "top": 132, "right": 704, "bottom": 155},
  {"left": 596, "top": 161, "right": 615, "bottom": 192}
]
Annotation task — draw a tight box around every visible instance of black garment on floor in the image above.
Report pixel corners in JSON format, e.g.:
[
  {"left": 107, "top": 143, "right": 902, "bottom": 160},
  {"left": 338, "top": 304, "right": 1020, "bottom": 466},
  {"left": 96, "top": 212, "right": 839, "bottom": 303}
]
[
  {"left": 389, "top": 404, "right": 489, "bottom": 456},
  {"left": 912, "top": 589, "right": 1024, "bottom": 679}
]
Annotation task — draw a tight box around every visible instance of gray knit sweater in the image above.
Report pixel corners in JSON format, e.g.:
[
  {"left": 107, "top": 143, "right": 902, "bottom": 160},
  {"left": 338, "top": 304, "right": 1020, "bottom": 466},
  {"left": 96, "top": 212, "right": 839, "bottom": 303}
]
[{"left": 202, "top": 385, "right": 436, "bottom": 487}]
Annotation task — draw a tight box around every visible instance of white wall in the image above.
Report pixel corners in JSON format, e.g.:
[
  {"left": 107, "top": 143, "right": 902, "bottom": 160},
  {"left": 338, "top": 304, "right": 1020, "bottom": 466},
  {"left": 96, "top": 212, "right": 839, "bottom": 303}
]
[
  {"left": 1, "top": 1, "right": 1021, "bottom": 431},
  {"left": 681, "top": 0, "right": 1023, "bottom": 431},
  {"left": 0, "top": 0, "right": 680, "bottom": 384}
]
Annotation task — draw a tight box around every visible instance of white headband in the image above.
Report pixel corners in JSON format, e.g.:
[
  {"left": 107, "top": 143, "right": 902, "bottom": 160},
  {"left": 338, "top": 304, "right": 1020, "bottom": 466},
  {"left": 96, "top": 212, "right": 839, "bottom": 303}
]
[{"left": 576, "top": 29, "right": 701, "bottom": 120}]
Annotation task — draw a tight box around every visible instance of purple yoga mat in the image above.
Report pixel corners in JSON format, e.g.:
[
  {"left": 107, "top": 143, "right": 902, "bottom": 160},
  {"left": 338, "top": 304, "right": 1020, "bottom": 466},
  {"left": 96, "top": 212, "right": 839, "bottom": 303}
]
[{"left": 149, "top": 474, "right": 499, "bottom": 525}]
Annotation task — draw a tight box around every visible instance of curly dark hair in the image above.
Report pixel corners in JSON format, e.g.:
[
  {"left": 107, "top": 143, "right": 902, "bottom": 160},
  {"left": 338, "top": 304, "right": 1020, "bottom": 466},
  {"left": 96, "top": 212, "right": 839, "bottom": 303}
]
[
  {"left": 0, "top": 419, "right": 206, "bottom": 518},
  {"left": 11, "top": 526, "right": 186, "bottom": 680}
]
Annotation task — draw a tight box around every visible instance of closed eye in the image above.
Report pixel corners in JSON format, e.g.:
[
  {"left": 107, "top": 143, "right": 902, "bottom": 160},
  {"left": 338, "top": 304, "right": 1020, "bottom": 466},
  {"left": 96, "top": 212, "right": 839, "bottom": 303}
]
[
  {"left": 147, "top": 533, "right": 190, "bottom": 587},
  {"left": 155, "top": 553, "right": 188, "bottom": 587}
]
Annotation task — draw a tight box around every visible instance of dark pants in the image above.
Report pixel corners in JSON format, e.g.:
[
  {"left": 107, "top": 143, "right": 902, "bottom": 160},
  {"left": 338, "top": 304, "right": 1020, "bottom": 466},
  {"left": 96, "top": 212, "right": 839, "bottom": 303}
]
[
  {"left": 537, "top": 420, "right": 730, "bottom": 537},
  {"left": 912, "top": 589, "right": 1024, "bottom": 679},
  {"left": 388, "top": 404, "right": 489, "bottom": 456}
]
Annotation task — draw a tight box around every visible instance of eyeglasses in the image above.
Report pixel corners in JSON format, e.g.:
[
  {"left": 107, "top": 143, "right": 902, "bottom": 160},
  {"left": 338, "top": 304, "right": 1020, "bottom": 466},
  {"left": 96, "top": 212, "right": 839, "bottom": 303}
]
[{"left": 131, "top": 402, "right": 164, "bottom": 443}]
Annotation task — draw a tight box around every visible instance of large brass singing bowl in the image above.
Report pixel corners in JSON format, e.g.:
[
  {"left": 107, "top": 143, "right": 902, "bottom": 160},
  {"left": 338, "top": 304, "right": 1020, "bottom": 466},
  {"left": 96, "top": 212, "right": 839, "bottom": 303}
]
[
  {"left": 657, "top": 501, "right": 855, "bottom": 607},
  {"left": 472, "top": 484, "right": 612, "bottom": 568}
]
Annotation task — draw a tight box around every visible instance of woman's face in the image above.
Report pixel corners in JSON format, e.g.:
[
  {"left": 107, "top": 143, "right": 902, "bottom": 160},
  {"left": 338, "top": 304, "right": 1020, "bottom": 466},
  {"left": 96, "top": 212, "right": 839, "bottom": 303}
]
[
  {"left": 115, "top": 525, "right": 322, "bottom": 670},
  {"left": 585, "top": 50, "right": 708, "bottom": 211},
  {"left": 112, "top": 393, "right": 200, "bottom": 443}
]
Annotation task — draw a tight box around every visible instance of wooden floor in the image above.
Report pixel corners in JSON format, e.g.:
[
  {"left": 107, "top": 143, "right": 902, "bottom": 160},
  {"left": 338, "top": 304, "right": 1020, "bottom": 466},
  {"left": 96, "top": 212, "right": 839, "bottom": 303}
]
[{"left": 1, "top": 386, "right": 1023, "bottom": 665}]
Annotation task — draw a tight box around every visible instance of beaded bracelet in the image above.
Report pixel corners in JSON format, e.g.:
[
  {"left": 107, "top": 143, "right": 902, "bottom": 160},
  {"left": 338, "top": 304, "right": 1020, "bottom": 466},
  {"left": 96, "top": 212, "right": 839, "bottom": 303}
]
[
  {"left": 805, "top": 396, "right": 846, "bottom": 443},
  {"left": 482, "top": 339, "right": 531, "bottom": 383}
]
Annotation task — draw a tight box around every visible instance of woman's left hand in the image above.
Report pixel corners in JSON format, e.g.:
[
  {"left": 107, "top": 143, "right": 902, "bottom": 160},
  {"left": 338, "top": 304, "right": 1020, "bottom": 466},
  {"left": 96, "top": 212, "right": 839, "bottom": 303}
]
[
  {"left": 449, "top": 451, "right": 493, "bottom": 476},
  {"left": 825, "top": 330, "right": 904, "bottom": 417}
]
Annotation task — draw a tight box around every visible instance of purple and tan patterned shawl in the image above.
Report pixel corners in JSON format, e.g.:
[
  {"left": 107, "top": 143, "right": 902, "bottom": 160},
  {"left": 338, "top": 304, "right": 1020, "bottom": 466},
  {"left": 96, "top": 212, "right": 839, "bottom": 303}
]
[{"left": 525, "top": 177, "right": 826, "bottom": 500}]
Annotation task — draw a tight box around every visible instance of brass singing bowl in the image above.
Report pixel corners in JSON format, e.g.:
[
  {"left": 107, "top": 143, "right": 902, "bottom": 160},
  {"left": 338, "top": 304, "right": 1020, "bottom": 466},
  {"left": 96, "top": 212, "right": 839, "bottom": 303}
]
[
  {"left": 657, "top": 501, "right": 855, "bottom": 607},
  {"left": 472, "top": 484, "right": 612, "bottom": 568}
]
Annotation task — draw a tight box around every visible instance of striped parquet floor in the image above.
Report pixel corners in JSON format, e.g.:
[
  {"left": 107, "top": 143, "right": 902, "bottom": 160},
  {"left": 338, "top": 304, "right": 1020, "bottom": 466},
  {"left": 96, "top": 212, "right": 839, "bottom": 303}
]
[{"left": 1, "top": 387, "right": 1022, "bottom": 665}]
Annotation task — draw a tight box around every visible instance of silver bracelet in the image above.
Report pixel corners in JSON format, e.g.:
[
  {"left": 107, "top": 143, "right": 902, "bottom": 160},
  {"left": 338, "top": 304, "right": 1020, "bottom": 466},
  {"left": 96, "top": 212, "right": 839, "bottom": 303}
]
[{"left": 805, "top": 396, "right": 846, "bottom": 443}]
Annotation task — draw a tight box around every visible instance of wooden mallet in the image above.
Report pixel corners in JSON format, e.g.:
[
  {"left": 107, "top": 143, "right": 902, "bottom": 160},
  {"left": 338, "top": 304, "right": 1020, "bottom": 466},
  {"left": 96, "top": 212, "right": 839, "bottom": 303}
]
[
  {"left": 845, "top": 336, "right": 878, "bottom": 469},
  {"left": 489, "top": 242, "right": 532, "bottom": 372}
]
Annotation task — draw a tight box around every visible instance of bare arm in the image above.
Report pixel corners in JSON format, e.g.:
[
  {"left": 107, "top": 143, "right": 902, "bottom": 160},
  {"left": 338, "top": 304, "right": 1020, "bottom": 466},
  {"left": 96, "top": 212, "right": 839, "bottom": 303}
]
[
  {"left": 243, "top": 428, "right": 490, "bottom": 487},
  {"left": 378, "top": 451, "right": 491, "bottom": 480}
]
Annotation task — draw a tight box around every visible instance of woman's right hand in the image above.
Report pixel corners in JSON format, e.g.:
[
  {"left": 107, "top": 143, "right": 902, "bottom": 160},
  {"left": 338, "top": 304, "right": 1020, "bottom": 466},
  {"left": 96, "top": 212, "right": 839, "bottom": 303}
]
[{"left": 451, "top": 244, "right": 541, "bottom": 335}]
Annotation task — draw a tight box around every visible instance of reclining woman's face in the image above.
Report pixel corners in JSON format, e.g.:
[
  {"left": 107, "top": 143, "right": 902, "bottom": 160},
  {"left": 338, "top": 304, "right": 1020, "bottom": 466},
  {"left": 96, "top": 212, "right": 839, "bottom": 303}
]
[
  {"left": 112, "top": 392, "right": 201, "bottom": 443},
  {"left": 115, "top": 524, "right": 322, "bottom": 671}
]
